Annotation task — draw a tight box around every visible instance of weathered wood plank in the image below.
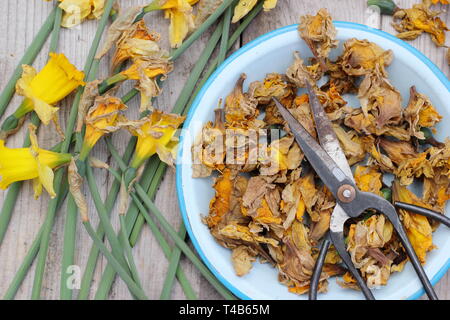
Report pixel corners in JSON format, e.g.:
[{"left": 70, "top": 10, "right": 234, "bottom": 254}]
[{"left": 0, "top": 0, "right": 448, "bottom": 300}]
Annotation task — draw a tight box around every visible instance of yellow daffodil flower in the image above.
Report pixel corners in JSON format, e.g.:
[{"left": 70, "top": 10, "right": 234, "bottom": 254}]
[
  {"left": 15, "top": 53, "right": 85, "bottom": 125},
  {"left": 55, "top": 0, "right": 106, "bottom": 28},
  {"left": 121, "top": 110, "right": 185, "bottom": 168},
  {"left": 232, "top": 0, "right": 278, "bottom": 23},
  {"left": 146, "top": 0, "right": 199, "bottom": 48},
  {"left": 112, "top": 21, "right": 162, "bottom": 71},
  {"left": 0, "top": 125, "right": 72, "bottom": 198},
  {"left": 80, "top": 96, "right": 127, "bottom": 160}
]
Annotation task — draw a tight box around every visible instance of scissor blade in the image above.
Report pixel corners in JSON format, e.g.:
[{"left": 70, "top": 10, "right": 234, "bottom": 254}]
[
  {"left": 305, "top": 82, "right": 354, "bottom": 181},
  {"left": 273, "top": 98, "right": 354, "bottom": 199}
]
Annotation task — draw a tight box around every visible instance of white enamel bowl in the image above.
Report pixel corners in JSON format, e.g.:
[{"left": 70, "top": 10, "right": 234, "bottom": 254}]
[{"left": 176, "top": 22, "right": 450, "bottom": 300}]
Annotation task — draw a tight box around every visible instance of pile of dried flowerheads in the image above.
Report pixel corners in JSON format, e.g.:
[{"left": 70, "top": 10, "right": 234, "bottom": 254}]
[{"left": 193, "top": 8, "right": 450, "bottom": 294}]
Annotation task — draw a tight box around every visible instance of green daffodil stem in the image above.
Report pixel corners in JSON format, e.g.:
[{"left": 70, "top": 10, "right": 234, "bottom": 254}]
[
  {"left": 30, "top": 0, "right": 117, "bottom": 300},
  {"left": 367, "top": 0, "right": 399, "bottom": 15},
  {"left": 157, "top": 17, "right": 226, "bottom": 300},
  {"left": 82, "top": 220, "right": 148, "bottom": 300},
  {"left": 218, "top": 6, "right": 232, "bottom": 64},
  {"left": 105, "top": 141, "right": 235, "bottom": 300},
  {"left": 77, "top": 138, "right": 136, "bottom": 300},
  {"left": 0, "top": 6, "right": 57, "bottom": 119},
  {"left": 107, "top": 166, "right": 197, "bottom": 299},
  {"left": 133, "top": 185, "right": 236, "bottom": 300},
  {"left": 0, "top": 4, "right": 65, "bottom": 247},
  {"left": 3, "top": 179, "right": 69, "bottom": 300},
  {"left": 85, "top": 166, "right": 135, "bottom": 280},
  {"left": 93, "top": 156, "right": 160, "bottom": 299},
  {"left": 119, "top": 214, "right": 143, "bottom": 289}
]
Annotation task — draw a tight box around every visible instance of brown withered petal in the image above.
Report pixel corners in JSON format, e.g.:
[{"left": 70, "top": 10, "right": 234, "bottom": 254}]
[
  {"left": 396, "top": 30, "right": 424, "bottom": 40},
  {"left": 76, "top": 80, "right": 100, "bottom": 133},
  {"left": 68, "top": 159, "right": 88, "bottom": 222},
  {"left": 231, "top": 246, "right": 257, "bottom": 276}
]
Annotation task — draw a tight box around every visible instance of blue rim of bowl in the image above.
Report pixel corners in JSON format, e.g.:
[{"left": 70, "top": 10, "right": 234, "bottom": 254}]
[{"left": 176, "top": 21, "right": 450, "bottom": 300}]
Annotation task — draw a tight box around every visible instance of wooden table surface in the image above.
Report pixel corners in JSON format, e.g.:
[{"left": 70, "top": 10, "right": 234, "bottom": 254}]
[{"left": 0, "top": 0, "right": 449, "bottom": 300}]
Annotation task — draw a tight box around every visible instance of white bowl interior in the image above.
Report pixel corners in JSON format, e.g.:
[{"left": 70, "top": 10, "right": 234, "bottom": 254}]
[{"left": 176, "top": 23, "right": 450, "bottom": 300}]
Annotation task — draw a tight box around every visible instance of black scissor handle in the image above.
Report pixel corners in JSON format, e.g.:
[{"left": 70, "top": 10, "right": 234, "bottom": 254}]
[
  {"left": 309, "top": 239, "right": 331, "bottom": 300},
  {"left": 308, "top": 231, "right": 375, "bottom": 300},
  {"left": 394, "top": 202, "right": 450, "bottom": 228}
]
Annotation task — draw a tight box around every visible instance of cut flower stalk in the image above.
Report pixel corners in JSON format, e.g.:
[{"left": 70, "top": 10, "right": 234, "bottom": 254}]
[{"left": 30, "top": 0, "right": 118, "bottom": 300}]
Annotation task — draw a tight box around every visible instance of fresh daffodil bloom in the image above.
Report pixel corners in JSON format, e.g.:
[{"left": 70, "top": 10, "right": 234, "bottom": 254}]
[
  {"left": 232, "top": 0, "right": 278, "bottom": 23},
  {"left": 80, "top": 96, "right": 127, "bottom": 160},
  {"left": 121, "top": 110, "right": 185, "bottom": 168},
  {"left": 0, "top": 125, "right": 72, "bottom": 198},
  {"left": 53, "top": 0, "right": 106, "bottom": 28},
  {"left": 145, "top": 0, "right": 199, "bottom": 48},
  {"left": 15, "top": 53, "right": 85, "bottom": 125}
]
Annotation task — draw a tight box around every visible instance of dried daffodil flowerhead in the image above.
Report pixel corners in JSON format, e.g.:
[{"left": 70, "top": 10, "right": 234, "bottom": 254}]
[
  {"left": 120, "top": 56, "right": 173, "bottom": 112},
  {"left": 56, "top": 0, "right": 105, "bottom": 28},
  {"left": 112, "top": 20, "right": 162, "bottom": 71},
  {"left": 80, "top": 96, "right": 127, "bottom": 161},
  {"left": 232, "top": 0, "right": 278, "bottom": 23},
  {"left": 122, "top": 110, "right": 185, "bottom": 168},
  {"left": 298, "top": 8, "right": 338, "bottom": 61},
  {"left": 146, "top": 0, "right": 199, "bottom": 48},
  {"left": 15, "top": 53, "right": 85, "bottom": 125},
  {"left": 0, "top": 124, "right": 72, "bottom": 198},
  {"left": 341, "top": 39, "right": 393, "bottom": 76},
  {"left": 393, "top": 1, "right": 449, "bottom": 46}
]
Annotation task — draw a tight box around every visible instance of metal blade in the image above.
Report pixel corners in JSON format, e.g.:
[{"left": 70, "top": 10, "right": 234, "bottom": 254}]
[
  {"left": 273, "top": 97, "right": 355, "bottom": 199},
  {"left": 305, "top": 82, "right": 354, "bottom": 181}
]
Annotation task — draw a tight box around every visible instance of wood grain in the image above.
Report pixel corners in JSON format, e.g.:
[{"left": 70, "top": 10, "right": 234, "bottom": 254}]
[{"left": 0, "top": 0, "right": 448, "bottom": 300}]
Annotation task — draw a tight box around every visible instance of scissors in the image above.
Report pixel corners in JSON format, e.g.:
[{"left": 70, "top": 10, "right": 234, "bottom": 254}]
[{"left": 273, "top": 83, "right": 450, "bottom": 300}]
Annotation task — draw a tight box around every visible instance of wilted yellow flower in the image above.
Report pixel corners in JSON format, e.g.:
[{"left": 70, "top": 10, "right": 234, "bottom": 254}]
[
  {"left": 0, "top": 125, "right": 72, "bottom": 198},
  {"left": 122, "top": 110, "right": 185, "bottom": 168},
  {"left": 393, "top": 1, "right": 449, "bottom": 46},
  {"left": 80, "top": 96, "right": 127, "bottom": 160},
  {"left": 120, "top": 57, "right": 173, "bottom": 112},
  {"left": 15, "top": 53, "right": 85, "bottom": 125},
  {"left": 112, "top": 20, "right": 162, "bottom": 71},
  {"left": 146, "top": 0, "right": 199, "bottom": 48},
  {"left": 57, "top": 0, "right": 105, "bottom": 28},
  {"left": 232, "top": 0, "right": 278, "bottom": 23}
]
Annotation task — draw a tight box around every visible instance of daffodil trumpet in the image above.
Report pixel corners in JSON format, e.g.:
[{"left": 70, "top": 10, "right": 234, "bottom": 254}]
[
  {"left": 120, "top": 110, "right": 185, "bottom": 170},
  {"left": 0, "top": 53, "right": 85, "bottom": 138},
  {"left": 0, "top": 124, "right": 72, "bottom": 198}
]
